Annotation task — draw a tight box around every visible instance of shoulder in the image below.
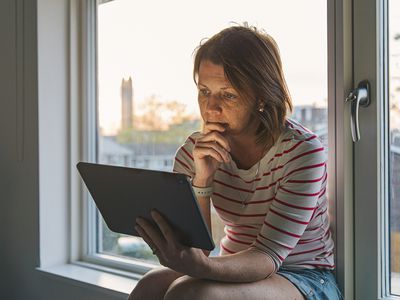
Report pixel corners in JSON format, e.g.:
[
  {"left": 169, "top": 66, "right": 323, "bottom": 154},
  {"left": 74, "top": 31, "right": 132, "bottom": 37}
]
[
  {"left": 276, "top": 119, "right": 326, "bottom": 166},
  {"left": 281, "top": 119, "right": 324, "bottom": 150},
  {"left": 183, "top": 131, "right": 202, "bottom": 146},
  {"left": 178, "top": 131, "right": 201, "bottom": 152},
  {"left": 175, "top": 131, "right": 201, "bottom": 157},
  {"left": 173, "top": 131, "right": 201, "bottom": 175}
]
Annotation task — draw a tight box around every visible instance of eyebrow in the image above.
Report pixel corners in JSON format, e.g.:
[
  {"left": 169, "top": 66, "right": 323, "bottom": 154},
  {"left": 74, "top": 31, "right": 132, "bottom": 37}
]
[{"left": 197, "top": 83, "right": 234, "bottom": 90}]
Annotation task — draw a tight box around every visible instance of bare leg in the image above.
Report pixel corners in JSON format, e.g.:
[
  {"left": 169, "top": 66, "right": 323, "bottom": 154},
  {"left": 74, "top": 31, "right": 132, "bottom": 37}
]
[
  {"left": 164, "top": 274, "right": 305, "bottom": 300},
  {"left": 128, "top": 267, "right": 183, "bottom": 300}
]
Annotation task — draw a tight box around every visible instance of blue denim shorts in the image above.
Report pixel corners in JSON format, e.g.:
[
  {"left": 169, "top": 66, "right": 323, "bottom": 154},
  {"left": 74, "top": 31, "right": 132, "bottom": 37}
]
[{"left": 277, "top": 267, "right": 342, "bottom": 300}]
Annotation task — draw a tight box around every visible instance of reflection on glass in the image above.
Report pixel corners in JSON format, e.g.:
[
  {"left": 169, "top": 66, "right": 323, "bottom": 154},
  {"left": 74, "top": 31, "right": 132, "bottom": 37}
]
[
  {"left": 96, "top": 0, "right": 327, "bottom": 263},
  {"left": 389, "top": 0, "right": 400, "bottom": 295}
]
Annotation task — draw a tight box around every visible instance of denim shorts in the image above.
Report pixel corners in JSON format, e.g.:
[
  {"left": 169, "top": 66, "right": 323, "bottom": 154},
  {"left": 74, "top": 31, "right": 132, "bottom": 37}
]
[{"left": 277, "top": 267, "right": 343, "bottom": 300}]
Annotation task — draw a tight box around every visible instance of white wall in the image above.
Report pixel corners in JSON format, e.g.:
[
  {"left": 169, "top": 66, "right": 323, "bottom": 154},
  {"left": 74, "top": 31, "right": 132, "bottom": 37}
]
[{"left": 0, "top": 1, "right": 126, "bottom": 299}]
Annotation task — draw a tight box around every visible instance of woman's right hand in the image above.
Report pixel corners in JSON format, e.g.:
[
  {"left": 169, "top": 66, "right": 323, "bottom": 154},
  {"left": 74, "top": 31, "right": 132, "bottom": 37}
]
[{"left": 192, "top": 122, "right": 231, "bottom": 187}]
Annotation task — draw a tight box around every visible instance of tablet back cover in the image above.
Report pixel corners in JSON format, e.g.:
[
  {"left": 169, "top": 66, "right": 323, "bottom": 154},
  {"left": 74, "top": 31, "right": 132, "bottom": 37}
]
[{"left": 77, "top": 162, "right": 215, "bottom": 251}]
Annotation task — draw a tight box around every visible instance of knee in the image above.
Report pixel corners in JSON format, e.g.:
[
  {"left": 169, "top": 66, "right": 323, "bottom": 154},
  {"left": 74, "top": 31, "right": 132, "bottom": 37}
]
[
  {"left": 128, "top": 270, "right": 157, "bottom": 300},
  {"left": 128, "top": 267, "right": 179, "bottom": 300},
  {"left": 164, "top": 276, "right": 220, "bottom": 300}
]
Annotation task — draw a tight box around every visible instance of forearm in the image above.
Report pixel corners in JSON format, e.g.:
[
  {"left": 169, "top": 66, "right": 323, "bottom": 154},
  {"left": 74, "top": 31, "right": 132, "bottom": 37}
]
[
  {"left": 192, "top": 177, "right": 212, "bottom": 256},
  {"left": 198, "top": 248, "right": 276, "bottom": 283},
  {"left": 194, "top": 195, "right": 211, "bottom": 256},
  {"left": 197, "top": 195, "right": 211, "bottom": 234}
]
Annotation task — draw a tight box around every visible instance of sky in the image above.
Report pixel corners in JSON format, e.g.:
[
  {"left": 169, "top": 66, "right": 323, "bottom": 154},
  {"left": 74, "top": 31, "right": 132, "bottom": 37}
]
[{"left": 97, "top": 0, "right": 328, "bottom": 135}]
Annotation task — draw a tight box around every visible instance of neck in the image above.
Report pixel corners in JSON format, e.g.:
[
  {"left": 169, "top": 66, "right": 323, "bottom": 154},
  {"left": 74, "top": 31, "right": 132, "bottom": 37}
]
[{"left": 229, "top": 137, "right": 271, "bottom": 170}]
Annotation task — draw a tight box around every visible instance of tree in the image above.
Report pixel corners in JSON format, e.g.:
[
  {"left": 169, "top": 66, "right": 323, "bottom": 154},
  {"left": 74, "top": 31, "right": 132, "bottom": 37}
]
[
  {"left": 117, "top": 95, "right": 201, "bottom": 145},
  {"left": 134, "top": 95, "right": 197, "bottom": 131}
]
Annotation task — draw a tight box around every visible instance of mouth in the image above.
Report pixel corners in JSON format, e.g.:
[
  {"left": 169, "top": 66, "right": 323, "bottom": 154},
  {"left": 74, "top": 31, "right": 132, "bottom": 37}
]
[{"left": 206, "top": 121, "right": 229, "bottom": 128}]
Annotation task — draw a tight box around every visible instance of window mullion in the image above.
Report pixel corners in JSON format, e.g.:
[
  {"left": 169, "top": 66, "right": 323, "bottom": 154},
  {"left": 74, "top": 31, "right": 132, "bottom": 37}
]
[{"left": 82, "top": 0, "right": 99, "bottom": 258}]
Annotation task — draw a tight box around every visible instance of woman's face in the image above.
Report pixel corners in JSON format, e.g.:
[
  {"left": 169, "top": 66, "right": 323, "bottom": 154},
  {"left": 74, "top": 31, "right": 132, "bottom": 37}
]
[{"left": 197, "top": 60, "right": 260, "bottom": 139}]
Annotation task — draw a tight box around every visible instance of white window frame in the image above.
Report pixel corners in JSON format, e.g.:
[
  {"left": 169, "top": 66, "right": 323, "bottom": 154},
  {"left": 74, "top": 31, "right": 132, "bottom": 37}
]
[
  {"left": 70, "top": 0, "right": 156, "bottom": 277},
  {"left": 328, "top": 0, "right": 355, "bottom": 299}
]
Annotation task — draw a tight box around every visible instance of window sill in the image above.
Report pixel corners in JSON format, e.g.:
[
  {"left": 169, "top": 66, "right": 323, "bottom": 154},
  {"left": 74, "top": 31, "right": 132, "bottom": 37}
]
[{"left": 37, "top": 262, "right": 139, "bottom": 299}]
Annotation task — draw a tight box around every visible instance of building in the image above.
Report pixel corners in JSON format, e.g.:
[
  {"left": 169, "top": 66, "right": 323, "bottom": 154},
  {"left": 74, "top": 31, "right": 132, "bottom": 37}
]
[
  {"left": 121, "top": 77, "right": 134, "bottom": 130},
  {"left": 291, "top": 104, "right": 328, "bottom": 148},
  {"left": 99, "top": 135, "right": 175, "bottom": 172},
  {"left": 291, "top": 104, "right": 327, "bottom": 132}
]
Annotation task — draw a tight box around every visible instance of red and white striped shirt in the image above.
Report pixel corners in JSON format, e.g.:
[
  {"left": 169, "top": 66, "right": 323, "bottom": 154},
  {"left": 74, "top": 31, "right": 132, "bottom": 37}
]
[{"left": 173, "top": 119, "right": 335, "bottom": 270}]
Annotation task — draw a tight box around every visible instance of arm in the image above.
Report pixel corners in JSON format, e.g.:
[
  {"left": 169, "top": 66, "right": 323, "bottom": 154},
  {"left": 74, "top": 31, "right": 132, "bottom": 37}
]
[
  {"left": 192, "top": 176, "right": 213, "bottom": 234},
  {"left": 195, "top": 136, "right": 327, "bottom": 282},
  {"left": 194, "top": 193, "right": 211, "bottom": 256},
  {"left": 172, "top": 126, "right": 228, "bottom": 235},
  {"left": 173, "top": 126, "right": 231, "bottom": 256},
  {"left": 251, "top": 137, "right": 327, "bottom": 268},
  {"left": 136, "top": 210, "right": 275, "bottom": 282},
  {"left": 200, "top": 248, "right": 276, "bottom": 282}
]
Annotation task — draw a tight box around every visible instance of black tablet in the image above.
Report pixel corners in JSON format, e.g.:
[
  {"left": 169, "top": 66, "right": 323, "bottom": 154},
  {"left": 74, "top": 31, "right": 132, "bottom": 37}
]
[{"left": 77, "top": 162, "right": 215, "bottom": 251}]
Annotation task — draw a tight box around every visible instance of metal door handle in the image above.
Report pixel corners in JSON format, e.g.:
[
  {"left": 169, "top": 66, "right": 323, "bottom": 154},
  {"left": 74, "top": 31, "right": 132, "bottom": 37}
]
[{"left": 345, "top": 80, "right": 371, "bottom": 142}]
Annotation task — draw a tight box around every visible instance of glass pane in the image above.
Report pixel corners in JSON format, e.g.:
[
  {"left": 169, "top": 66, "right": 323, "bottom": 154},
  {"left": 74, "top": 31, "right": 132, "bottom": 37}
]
[
  {"left": 96, "top": 0, "right": 327, "bottom": 264},
  {"left": 389, "top": 0, "right": 400, "bottom": 295}
]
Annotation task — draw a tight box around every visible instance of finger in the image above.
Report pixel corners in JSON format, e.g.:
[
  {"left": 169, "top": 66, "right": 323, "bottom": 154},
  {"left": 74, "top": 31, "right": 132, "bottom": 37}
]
[
  {"left": 197, "top": 131, "right": 231, "bottom": 152},
  {"left": 203, "top": 122, "right": 227, "bottom": 134},
  {"left": 193, "top": 145, "right": 225, "bottom": 163},
  {"left": 136, "top": 217, "right": 166, "bottom": 250},
  {"left": 151, "top": 210, "right": 177, "bottom": 245},
  {"left": 195, "top": 142, "right": 231, "bottom": 163},
  {"left": 135, "top": 224, "right": 159, "bottom": 253}
]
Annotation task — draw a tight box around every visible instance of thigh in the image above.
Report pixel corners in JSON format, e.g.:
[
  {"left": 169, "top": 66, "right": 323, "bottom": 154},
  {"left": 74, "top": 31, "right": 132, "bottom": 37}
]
[
  {"left": 128, "top": 267, "right": 184, "bottom": 300},
  {"left": 164, "top": 274, "right": 305, "bottom": 300}
]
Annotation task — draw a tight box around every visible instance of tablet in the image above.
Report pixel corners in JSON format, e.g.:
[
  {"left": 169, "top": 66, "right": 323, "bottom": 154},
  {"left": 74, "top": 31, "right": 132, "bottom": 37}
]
[{"left": 77, "top": 162, "right": 215, "bottom": 251}]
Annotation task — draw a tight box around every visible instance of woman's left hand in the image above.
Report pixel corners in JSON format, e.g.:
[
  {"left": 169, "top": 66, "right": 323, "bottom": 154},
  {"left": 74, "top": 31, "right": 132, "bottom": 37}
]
[{"left": 135, "top": 210, "right": 209, "bottom": 278}]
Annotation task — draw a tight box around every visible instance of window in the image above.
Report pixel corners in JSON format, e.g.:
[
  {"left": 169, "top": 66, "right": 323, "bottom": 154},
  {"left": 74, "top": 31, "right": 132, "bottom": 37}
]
[{"left": 85, "top": 0, "right": 330, "bottom": 274}]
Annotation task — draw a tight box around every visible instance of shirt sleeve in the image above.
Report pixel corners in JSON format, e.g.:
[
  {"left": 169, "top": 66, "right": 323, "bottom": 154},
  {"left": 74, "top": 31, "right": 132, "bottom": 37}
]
[
  {"left": 172, "top": 132, "right": 199, "bottom": 178},
  {"left": 251, "top": 136, "right": 327, "bottom": 270}
]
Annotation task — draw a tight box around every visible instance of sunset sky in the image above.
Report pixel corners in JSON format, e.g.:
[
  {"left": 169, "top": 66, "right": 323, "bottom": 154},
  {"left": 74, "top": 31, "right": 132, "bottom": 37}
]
[{"left": 97, "top": 0, "right": 327, "bottom": 135}]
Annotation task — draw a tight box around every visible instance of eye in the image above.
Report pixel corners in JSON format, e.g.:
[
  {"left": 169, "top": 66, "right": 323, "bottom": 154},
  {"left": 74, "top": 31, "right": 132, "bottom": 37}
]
[
  {"left": 222, "top": 92, "right": 237, "bottom": 100},
  {"left": 199, "top": 88, "right": 210, "bottom": 97}
]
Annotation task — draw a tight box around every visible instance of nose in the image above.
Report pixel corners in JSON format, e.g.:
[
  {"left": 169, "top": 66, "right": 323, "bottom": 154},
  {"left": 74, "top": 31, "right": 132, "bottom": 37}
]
[{"left": 205, "top": 94, "right": 222, "bottom": 114}]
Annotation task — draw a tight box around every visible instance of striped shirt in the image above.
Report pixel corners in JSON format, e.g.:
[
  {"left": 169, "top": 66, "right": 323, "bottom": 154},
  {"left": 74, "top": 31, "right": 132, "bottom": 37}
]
[{"left": 173, "top": 119, "right": 335, "bottom": 270}]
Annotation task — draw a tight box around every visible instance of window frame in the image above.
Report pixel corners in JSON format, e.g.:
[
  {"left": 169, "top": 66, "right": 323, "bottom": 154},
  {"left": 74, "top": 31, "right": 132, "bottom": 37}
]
[
  {"left": 327, "top": 0, "right": 355, "bottom": 298},
  {"left": 352, "top": 0, "right": 400, "bottom": 299},
  {"left": 76, "top": 0, "right": 155, "bottom": 279}
]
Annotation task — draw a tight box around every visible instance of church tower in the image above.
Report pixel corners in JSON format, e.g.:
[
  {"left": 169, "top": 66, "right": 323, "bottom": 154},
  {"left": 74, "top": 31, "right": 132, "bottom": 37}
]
[{"left": 121, "top": 76, "right": 134, "bottom": 130}]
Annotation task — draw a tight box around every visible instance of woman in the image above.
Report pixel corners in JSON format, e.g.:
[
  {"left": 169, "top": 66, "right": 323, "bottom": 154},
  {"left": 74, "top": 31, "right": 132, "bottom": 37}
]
[{"left": 129, "top": 25, "right": 342, "bottom": 300}]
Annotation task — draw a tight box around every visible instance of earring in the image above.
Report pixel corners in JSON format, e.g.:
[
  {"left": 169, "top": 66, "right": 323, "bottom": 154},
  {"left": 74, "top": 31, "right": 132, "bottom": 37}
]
[{"left": 258, "top": 105, "right": 264, "bottom": 112}]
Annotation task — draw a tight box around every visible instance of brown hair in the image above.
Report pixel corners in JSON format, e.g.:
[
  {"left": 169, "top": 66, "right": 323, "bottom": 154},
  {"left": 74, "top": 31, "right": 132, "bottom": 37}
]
[{"left": 193, "top": 24, "right": 292, "bottom": 145}]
